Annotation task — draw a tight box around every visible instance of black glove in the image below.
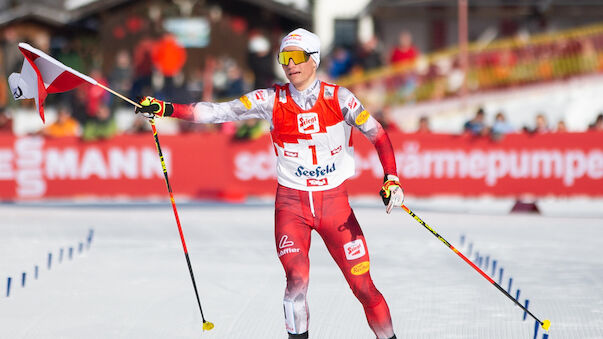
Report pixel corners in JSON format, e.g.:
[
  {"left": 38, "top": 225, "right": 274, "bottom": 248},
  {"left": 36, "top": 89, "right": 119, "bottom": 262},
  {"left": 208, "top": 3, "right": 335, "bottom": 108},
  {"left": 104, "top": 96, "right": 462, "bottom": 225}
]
[{"left": 135, "top": 96, "right": 174, "bottom": 117}]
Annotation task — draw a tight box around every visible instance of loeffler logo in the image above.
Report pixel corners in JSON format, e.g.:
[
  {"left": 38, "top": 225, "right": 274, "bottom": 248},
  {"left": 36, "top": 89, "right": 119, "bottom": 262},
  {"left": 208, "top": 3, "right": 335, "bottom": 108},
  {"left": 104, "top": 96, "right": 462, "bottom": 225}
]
[
  {"left": 343, "top": 239, "right": 366, "bottom": 260},
  {"left": 297, "top": 113, "right": 319, "bottom": 134},
  {"left": 278, "top": 235, "right": 300, "bottom": 257},
  {"left": 279, "top": 235, "right": 294, "bottom": 249}
]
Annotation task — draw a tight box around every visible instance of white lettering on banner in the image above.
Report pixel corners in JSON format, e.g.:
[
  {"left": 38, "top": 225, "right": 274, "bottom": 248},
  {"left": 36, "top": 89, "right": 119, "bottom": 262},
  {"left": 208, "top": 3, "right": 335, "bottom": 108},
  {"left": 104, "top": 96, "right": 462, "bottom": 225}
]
[
  {"left": 80, "top": 148, "right": 108, "bottom": 179},
  {"left": 15, "top": 137, "right": 45, "bottom": 197},
  {"left": 392, "top": 142, "right": 603, "bottom": 187},
  {"left": 109, "top": 148, "right": 138, "bottom": 179},
  {"left": 234, "top": 149, "right": 276, "bottom": 180},
  {"left": 0, "top": 149, "right": 14, "bottom": 180},
  {"left": 44, "top": 146, "right": 167, "bottom": 180},
  {"left": 45, "top": 148, "right": 78, "bottom": 179}
]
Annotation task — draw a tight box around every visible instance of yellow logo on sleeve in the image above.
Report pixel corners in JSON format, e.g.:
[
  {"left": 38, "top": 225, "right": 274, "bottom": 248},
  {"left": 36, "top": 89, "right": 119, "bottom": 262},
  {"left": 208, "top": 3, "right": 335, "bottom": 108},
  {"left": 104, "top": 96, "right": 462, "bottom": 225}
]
[
  {"left": 355, "top": 110, "right": 370, "bottom": 125},
  {"left": 239, "top": 95, "right": 252, "bottom": 110},
  {"left": 350, "top": 261, "right": 370, "bottom": 275}
]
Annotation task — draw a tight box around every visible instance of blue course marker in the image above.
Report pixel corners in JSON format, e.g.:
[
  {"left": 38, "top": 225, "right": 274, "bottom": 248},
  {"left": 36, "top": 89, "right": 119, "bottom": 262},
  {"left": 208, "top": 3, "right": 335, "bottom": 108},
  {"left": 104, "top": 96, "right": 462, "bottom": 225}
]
[
  {"left": 21, "top": 272, "right": 26, "bottom": 287},
  {"left": 499, "top": 267, "right": 504, "bottom": 285},
  {"left": 543, "top": 333, "right": 549, "bottom": 339},
  {"left": 508, "top": 277, "right": 513, "bottom": 293},
  {"left": 485, "top": 256, "right": 489, "bottom": 270},
  {"left": 87, "top": 229, "right": 94, "bottom": 248},
  {"left": 516, "top": 289, "right": 521, "bottom": 301},
  {"left": 533, "top": 319, "right": 540, "bottom": 339},
  {"left": 6, "top": 277, "right": 11, "bottom": 297},
  {"left": 35, "top": 265, "right": 39, "bottom": 279},
  {"left": 78, "top": 242, "right": 83, "bottom": 253},
  {"left": 523, "top": 299, "right": 530, "bottom": 321},
  {"left": 47, "top": 252, "right": 52, "bottom": 270},
  {"left": 59, "top": 248, "right": 64, "bottom": 262},
  {"left": 460, "top": 234, "right": 465, "bottom": 246},
  {"left": 68, "top": 247, "right": 73, "bottom": 260},
  {"left": 492, "top": 260, "right": 497, "bottom": 276},
  {"left": 468, "top": 243, "right": 473, "bottom": 256}
]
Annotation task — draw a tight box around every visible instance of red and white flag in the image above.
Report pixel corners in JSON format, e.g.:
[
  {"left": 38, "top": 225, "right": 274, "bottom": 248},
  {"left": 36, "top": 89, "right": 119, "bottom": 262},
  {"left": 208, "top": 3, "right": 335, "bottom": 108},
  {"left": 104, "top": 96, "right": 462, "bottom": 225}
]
[{"left": 8, "top": 43, "right": 98, "bottom": 123}]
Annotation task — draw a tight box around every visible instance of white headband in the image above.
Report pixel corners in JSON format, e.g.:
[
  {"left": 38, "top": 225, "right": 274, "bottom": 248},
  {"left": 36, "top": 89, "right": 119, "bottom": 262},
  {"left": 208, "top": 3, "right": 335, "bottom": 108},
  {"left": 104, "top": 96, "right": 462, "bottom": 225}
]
[{"left": 280, "top": 28, "right": 321, "bottom": 68}]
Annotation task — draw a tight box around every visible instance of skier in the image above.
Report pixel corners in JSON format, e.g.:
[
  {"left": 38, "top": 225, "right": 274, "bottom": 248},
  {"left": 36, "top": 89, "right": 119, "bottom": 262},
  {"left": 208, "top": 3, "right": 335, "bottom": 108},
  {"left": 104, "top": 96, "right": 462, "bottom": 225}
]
[{"left": 136, "top": 28, "right": 403, "bottom": 339}]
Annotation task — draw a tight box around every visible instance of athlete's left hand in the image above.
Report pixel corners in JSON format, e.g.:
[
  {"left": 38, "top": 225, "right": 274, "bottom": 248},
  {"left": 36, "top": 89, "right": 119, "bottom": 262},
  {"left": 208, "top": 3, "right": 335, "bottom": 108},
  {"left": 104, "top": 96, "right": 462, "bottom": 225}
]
[{"left": 380, "top": 174, "right": 404, "bottom": 214}]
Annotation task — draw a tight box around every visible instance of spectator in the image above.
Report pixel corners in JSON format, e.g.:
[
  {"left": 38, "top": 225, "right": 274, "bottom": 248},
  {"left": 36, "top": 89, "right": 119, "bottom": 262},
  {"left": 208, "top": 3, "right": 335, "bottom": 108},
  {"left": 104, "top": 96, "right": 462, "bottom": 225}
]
[
  {"left": 328, "top": 47, "right": 353, "bottom": 78},
  {"left": 589, "top": 113, "right": 603, "bottom": 131},
  {"left": 126, "top": 116, "right": 150, "bottom": 134},
  {"left": 464, "top": 108, "right": 487, "bottom": 135},
  {"left": 248, "top": 32, "right": 276, "bottom": 89},
  {"left": 108, "top": 50, "right": 133, "bottom": 108},
  {"left": 533, "top": 113, "right": 550, "bottom": 133},
  {"left": 358, "top": 36, "right": 383, "bottom": 71},
  {"left": 556, "top": 120, "right": 567, "bottom": 133},
  {"left": 491, "top": 111, "right": 515, "bottom": 136},
  {"left": 224, "top": 62, "right": 246, "bottom": 98},
  {"left": 416, "top": 116, "right": 431, "bottom": 134},
  {"left": 0, "top": 108, "right": 13, "bottom": 134},
  {"left": 82, "top": 104, "right": 118, "bottom": 141},
  {"left": 389, "top": 30, "right": 419, "bottom": 65},
  {"left": 43, "top": 106, "right": 81, "bottom": 137}
]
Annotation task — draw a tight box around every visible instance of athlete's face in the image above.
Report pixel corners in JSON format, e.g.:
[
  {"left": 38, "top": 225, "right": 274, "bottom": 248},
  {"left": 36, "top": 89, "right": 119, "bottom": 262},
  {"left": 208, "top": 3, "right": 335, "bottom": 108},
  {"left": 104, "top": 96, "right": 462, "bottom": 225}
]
[{"left": 281, "top": 46, "right": 317, "bottom": 91}]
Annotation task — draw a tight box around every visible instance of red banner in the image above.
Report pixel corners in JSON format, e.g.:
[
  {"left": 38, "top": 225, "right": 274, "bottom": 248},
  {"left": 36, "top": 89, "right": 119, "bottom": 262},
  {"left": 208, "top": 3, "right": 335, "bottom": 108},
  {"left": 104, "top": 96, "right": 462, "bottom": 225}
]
[{"left": 0, "top": 132, "right": 602, "bottom": 200}]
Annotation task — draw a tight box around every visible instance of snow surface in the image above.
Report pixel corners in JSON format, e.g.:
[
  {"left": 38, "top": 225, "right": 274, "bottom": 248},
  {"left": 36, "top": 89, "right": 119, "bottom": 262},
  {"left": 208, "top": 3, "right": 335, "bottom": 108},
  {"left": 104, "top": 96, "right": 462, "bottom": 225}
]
[{"left": 1, "top": 203, "right": 602, "bottom": 338}]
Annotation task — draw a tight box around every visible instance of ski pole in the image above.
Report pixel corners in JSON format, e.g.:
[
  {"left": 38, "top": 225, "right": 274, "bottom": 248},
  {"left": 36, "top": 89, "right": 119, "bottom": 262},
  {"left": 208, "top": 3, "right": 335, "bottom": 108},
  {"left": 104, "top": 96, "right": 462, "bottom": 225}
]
[
  {"left": 148, "top": 117, "right": 214, "bottom": 331},
  {"left": 400, "top": 204, "right": 550, "bottom": 332},
  {"left": 102, "top": 88, "right": 214, "bottom": 331}
]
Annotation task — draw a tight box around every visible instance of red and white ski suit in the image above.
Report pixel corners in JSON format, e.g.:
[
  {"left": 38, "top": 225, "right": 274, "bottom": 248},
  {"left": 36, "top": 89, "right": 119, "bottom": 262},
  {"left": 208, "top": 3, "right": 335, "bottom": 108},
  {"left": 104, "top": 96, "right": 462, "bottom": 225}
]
[{"left": 171, "top": 79, "right": 397, "bottom": 338}]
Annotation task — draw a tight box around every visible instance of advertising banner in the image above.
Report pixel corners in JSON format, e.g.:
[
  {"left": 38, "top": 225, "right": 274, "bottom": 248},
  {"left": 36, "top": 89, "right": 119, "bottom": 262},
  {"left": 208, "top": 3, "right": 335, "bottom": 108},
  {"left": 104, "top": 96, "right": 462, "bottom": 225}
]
[{"left": 1, "top": 132, "right": 601, "bottom": 200}]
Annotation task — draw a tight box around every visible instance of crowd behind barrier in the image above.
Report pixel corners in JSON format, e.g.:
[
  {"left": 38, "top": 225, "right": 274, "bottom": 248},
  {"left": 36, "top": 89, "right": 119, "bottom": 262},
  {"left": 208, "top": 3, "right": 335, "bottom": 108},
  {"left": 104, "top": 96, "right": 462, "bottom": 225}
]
[{"left": 2, "top": 21, "right": 603, "bottom": 141}]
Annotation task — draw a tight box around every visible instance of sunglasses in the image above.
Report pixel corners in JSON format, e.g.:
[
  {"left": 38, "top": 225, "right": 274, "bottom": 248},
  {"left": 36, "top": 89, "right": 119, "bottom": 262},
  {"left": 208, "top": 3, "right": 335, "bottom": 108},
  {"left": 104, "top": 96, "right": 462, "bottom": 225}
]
[{"left": 278, "top": 50, "right": 318, "bottom": 65}]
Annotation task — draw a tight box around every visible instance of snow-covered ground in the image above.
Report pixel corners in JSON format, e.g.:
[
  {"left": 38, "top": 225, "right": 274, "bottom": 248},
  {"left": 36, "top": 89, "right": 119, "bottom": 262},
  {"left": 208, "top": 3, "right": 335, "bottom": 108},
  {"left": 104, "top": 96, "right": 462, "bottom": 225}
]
[{"left": 1, "top": 203, "right": 602, "bottom": 338}]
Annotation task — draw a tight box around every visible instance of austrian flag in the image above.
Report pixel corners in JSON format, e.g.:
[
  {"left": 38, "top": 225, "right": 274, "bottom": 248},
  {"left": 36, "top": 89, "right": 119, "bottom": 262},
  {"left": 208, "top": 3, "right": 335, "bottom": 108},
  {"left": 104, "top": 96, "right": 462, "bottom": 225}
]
[{"left": 8, "top": 43, "right": 98, "bottom": 123}]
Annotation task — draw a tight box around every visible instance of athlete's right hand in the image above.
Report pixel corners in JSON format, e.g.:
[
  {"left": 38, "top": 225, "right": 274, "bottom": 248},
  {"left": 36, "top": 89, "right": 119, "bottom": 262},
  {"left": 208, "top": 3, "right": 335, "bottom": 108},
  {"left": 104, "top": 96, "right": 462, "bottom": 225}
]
[
  {"left": 135, "top": 96, "right": 174, "bottom": 118},
  {"left": 380, "top": 174, "right": 404, "bottom": 214}
]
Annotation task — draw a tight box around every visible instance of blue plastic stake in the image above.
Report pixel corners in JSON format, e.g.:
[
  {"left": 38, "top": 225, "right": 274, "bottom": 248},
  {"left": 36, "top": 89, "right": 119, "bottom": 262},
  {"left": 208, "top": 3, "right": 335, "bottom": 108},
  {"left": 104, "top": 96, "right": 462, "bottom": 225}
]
[
  {"left": 47, "top": 253, "right": 52, "bottom": 270},
  {"left": 492, "top": 260, "right": 497, "bottom": 276},
  {"left": 485, "top": 256, "right": 489, "bottom": 270},
  {"left": 468, "top": 243, "right": 473, "bottom": 256},
  {"left": 533, "top": 319, "right": 540, "bottom": 339},
  {"left": 78, "top": 242, "right": 83, "bottom": 253},
  {"left": 6, "top": 277, "right": 11, "bottom": 297},
  {"left": 21, "top": 272, "right": 26, "bottom": 287},
  {"left": 475, "top": 251, "right": 479, "bottom": 263},
  {"left": 460, "top": 234, "right": 465, "bottom": 246},
  {"left": 499, "top": 268, "right": 504, "bottom": 285},
  {"left": 68, "top": 247, "right": 73, "bottom": 260},
  {"left": 87, "top": 229, "right": 94, "bottom": 248},
  {"left": 35, "top": 265, "right": 39, "bottom": 279},
  {"left": 543, "top": 333, "right": 549, "bottom": 339},
  {"left": 523, "top": 299, "right": 530, "bottom": 321},
  {"left": 508, "top": 277, "right": 513, "bottom": 293},
  {"left": 59, "top": 248, "right": 64, "bottom": 262},
  {"left": 516, "top": 289, "right": 521, "bottom": 301}
]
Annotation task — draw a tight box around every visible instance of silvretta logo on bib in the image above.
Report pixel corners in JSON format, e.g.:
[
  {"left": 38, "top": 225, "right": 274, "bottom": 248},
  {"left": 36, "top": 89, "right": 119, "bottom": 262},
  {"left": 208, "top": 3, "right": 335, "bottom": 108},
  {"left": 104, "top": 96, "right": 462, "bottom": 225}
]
[{"left": 297, "top": 113, "right": 319, "bottom": 134}]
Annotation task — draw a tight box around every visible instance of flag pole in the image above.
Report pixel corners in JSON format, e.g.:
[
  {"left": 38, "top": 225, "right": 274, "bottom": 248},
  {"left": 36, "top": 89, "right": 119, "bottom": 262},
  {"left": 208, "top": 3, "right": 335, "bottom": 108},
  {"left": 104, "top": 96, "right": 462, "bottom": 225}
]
[{"left": 96, "top": 83, "right": 140, "bottom": 108}]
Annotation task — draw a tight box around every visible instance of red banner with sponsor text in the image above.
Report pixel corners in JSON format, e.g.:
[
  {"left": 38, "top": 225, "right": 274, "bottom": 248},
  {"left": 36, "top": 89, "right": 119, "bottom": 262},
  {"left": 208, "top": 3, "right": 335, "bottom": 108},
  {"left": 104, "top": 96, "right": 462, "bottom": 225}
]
[{"left": 0, "top": 132, "right": 602, "bottom": 200}]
